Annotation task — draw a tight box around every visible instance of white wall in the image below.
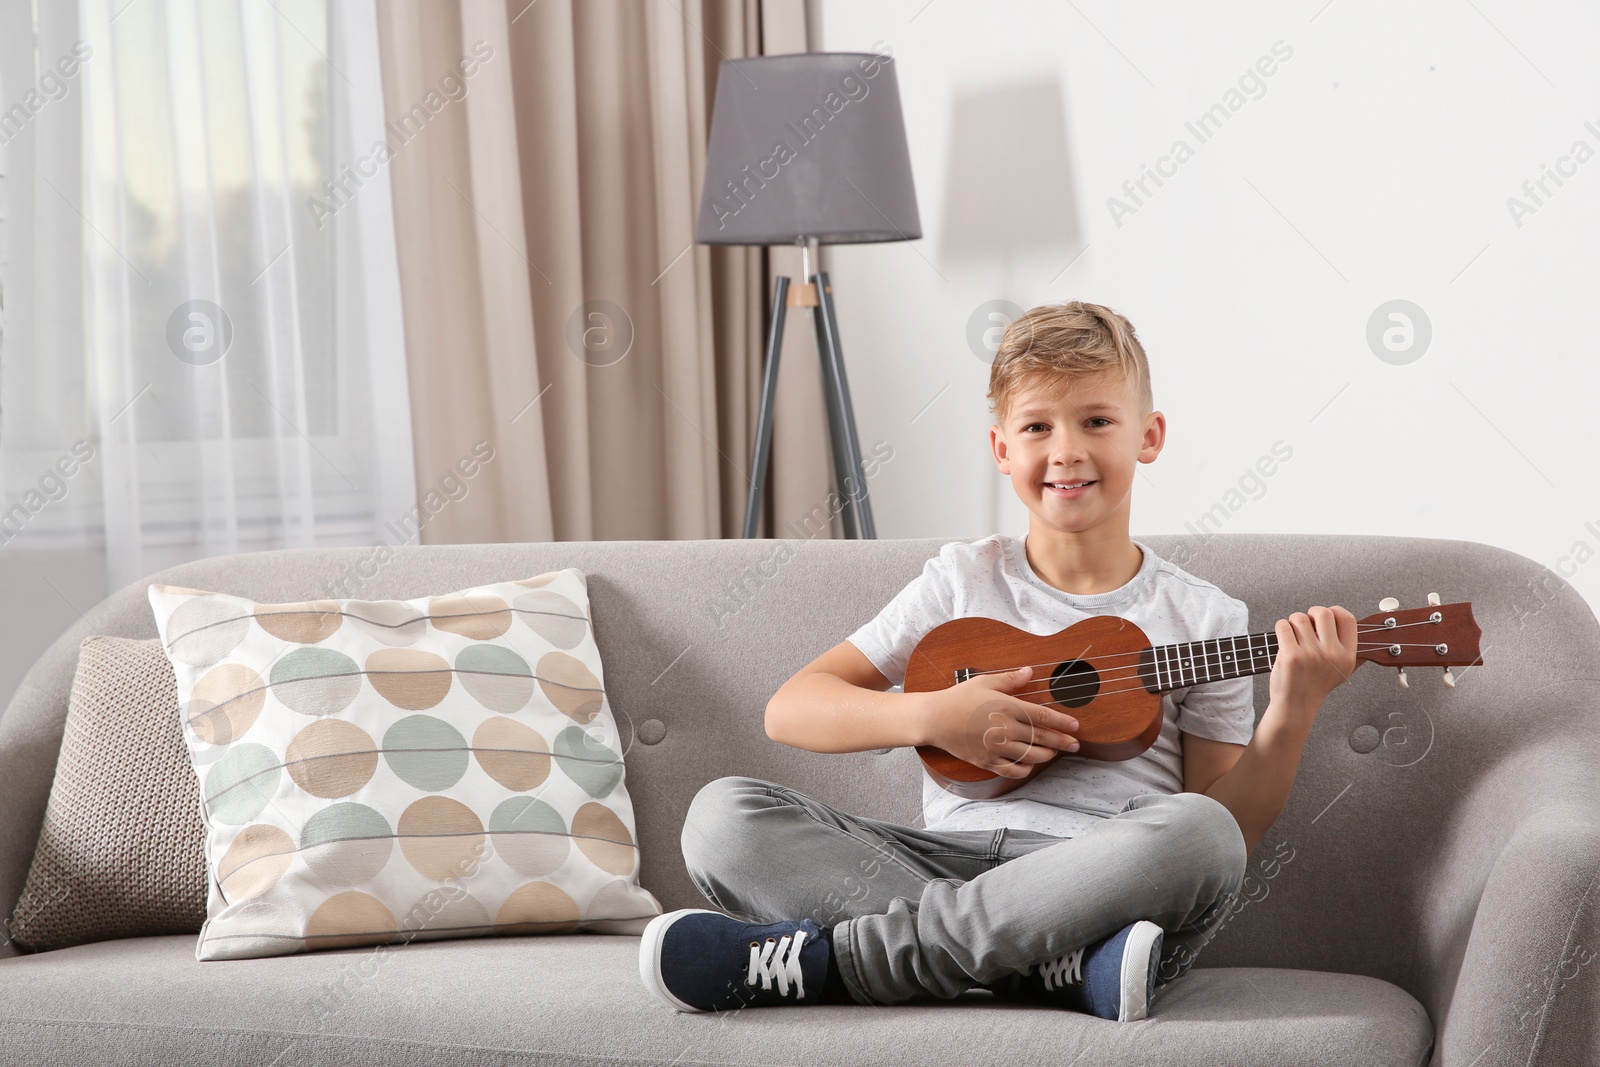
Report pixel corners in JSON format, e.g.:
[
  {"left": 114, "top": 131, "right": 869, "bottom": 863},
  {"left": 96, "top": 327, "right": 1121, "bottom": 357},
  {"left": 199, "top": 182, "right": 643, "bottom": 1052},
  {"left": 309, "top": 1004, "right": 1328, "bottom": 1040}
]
[{"left": 815, "top": 0, "right": 1600, "bottom": 621}]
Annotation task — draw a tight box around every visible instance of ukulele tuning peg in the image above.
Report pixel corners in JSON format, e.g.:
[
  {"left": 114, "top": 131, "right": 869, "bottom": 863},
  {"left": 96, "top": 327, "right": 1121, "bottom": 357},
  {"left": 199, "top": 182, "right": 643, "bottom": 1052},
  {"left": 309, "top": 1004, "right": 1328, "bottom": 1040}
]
[
  {"left": 1427, "top": 592, "right": 1441, "bottom": 606},
  {"left": 1442, "top": 667, "right": 1456, "bottom": 688},
  {"left": 1379, "top": 597, "right": 1400, "bottom": 612},
  {"left": 1395, "top": 667, "right": 1409, "bottom": 689}
]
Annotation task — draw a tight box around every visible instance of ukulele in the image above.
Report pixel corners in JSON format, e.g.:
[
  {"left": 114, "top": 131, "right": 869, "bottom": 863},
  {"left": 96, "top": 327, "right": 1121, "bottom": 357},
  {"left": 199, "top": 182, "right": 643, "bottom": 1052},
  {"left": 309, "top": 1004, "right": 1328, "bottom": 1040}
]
[{"left": 904, "top": 594, "right": 1483, "bottom": 800}]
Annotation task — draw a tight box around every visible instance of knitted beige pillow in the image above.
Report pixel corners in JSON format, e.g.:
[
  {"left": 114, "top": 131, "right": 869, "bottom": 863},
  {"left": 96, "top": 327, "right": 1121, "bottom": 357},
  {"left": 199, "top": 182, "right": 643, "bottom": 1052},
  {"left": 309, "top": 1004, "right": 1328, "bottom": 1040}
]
[{"left": 7, "top": 636, "right": 206, "bottom": 952}]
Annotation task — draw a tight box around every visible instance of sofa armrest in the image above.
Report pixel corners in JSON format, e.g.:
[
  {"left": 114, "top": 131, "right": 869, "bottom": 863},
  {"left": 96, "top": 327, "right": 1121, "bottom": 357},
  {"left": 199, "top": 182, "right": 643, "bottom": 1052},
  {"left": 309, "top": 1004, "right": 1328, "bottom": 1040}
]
[{"left": 1434, "top": 803, "right": 1600, "bottom": 1066}]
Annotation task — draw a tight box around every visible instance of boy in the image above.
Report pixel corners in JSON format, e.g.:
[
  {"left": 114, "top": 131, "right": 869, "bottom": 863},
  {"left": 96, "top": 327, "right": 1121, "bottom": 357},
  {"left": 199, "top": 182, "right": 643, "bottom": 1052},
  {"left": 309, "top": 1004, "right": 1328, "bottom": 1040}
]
[{"left": 638, "top": 300, "right": 1358, "bottom": 1021}]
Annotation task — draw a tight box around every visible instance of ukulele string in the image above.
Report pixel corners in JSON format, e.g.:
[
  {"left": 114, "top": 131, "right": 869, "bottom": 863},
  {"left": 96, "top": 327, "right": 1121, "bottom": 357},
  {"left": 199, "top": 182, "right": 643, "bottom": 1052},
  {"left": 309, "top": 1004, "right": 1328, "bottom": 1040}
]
[
  {"left": 955, "top": 618, "right": 1449, "bottom": 683},
  {"left": 958, "top": 634, "right": 1456, "bottom": 703}
]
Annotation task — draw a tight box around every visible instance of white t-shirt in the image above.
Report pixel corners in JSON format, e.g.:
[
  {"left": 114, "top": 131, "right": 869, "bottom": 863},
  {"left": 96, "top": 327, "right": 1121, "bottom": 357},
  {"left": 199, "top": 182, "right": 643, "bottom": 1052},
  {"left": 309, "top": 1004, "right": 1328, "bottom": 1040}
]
[{"left": 846, "top": 534, "right": 1256, "bottom": 837}]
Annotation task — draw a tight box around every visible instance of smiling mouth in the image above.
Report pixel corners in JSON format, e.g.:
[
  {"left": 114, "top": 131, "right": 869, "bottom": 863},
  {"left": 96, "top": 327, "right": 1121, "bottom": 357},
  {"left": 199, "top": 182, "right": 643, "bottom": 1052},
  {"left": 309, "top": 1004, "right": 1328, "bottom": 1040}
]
[{"left": 1045, "top": 480, "right": 1095, "bottom": 491}]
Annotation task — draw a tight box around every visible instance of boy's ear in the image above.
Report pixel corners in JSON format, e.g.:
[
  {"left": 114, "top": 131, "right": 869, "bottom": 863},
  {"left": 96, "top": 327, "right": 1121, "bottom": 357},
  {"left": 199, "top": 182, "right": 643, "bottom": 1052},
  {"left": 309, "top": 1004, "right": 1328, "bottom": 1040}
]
[
  {"left": 988, "top": 425, "right": 1011, "bottom": 471},
  {"left": 1138, "top": 411, "right": 1167, "bottom": 460}
]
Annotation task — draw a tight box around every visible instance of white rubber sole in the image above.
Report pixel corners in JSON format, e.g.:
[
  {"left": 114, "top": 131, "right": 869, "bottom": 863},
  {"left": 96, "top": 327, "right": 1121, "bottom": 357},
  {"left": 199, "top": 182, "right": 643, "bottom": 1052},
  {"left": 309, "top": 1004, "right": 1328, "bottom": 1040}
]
[
  {"left": 1117, "top": 920, "right": 1164, "bottom": 1022},
  {"left": 638, "top": 908, "right": 724, "bottom": 1013}
]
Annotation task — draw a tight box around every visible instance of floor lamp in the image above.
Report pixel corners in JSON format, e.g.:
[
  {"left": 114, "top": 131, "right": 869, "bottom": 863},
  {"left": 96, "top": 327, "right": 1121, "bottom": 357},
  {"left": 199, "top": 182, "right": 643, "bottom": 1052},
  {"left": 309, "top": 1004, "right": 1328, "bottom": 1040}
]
[{"left": 695, "top": 52, "right": 922, "bottom": 539}]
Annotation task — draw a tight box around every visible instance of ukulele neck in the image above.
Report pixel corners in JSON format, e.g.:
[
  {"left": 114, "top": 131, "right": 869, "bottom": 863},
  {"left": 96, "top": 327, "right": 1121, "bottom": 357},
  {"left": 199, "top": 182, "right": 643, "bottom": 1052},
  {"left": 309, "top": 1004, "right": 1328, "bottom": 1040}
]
[{"left": 1151, "top": 631, "right": 1280, "bottom": 692}]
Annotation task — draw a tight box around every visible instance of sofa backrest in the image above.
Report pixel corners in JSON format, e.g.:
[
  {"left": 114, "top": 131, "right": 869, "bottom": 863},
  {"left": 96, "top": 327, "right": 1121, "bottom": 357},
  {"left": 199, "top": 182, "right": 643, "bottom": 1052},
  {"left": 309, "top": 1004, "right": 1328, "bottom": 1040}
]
[{"left": 2, "top": 533, "right": 1595, "bottom": 983}]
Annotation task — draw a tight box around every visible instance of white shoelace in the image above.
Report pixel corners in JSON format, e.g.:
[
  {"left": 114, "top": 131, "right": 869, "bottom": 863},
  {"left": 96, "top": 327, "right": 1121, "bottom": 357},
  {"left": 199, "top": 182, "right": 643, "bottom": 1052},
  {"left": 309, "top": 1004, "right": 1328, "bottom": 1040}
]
[
  {"left": 1037, "top": 945, "right": 1085, "bottom": 990},
  {"left": 746, "top": 930, "right": 809, "bottom": 998}
]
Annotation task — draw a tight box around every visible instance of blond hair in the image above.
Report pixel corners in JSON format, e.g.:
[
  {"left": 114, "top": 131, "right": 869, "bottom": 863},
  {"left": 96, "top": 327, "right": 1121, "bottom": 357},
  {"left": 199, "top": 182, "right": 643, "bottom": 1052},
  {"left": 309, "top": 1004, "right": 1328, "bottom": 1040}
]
[{"left": 987, "top": 301, "right": 1153, "bottom": 426}]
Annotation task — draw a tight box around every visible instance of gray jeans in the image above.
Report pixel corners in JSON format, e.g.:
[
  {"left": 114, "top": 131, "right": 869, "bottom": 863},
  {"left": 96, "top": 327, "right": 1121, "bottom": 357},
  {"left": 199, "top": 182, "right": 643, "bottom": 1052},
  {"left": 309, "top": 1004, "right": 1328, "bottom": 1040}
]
[{"left": 680, "top": 775, "right": 1249, "bottom": 1006}]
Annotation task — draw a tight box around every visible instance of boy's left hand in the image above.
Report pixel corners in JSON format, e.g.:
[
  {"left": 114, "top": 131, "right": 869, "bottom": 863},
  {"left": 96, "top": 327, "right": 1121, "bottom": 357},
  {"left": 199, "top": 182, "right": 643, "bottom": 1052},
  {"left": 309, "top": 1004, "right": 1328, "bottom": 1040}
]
[{"left": 1268, "top": 605, "right": 1359, "bottom": 712}]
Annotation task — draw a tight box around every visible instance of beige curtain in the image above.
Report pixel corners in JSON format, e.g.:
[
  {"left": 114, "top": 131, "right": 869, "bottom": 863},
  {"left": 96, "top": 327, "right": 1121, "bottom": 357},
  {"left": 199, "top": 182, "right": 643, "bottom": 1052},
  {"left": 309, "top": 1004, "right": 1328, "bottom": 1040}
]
[{"left": 373, "top": 0, "right": 839, "bottom": 542}]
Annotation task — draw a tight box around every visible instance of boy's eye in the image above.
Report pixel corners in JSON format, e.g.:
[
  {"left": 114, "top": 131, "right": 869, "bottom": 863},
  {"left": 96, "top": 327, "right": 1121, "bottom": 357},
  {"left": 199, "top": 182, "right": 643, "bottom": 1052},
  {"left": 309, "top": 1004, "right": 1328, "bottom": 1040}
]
[{"left": 1024, "top": 418, "right": 1111, "bottom": 432}]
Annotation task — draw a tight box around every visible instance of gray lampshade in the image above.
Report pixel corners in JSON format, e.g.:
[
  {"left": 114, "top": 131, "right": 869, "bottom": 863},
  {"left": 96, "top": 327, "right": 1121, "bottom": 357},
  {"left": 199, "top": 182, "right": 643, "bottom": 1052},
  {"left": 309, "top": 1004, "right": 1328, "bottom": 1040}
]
[{"left": 696, "top": 52, "right": 922, "bottom": 246}]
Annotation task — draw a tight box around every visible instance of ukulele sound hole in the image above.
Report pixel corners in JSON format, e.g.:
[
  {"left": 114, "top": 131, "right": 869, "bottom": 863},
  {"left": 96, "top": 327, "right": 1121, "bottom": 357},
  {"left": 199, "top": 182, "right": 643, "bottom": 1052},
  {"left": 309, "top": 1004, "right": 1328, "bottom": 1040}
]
[{"left": 1048, "top": 660, "right": 1099, "bottom": 708}]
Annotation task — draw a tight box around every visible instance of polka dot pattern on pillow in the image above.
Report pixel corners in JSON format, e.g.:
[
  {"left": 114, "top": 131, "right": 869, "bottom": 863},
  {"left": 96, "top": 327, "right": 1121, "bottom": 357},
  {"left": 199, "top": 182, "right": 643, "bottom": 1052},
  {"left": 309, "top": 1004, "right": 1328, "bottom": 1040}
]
[{"left": 147, "top": 569, "right": 661, "bottom": 962}]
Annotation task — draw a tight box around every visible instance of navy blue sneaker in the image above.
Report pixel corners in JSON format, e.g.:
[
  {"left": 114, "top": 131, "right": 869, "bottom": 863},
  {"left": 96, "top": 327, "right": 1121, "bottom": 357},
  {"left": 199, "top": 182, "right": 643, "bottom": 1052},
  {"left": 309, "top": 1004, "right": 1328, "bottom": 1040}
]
[
  {"left": 1008, "top": 920, "right": 1164, "bottom": 1021},
  {"left": 639, "top": 908, "right": 831, "bottom": 1012}
]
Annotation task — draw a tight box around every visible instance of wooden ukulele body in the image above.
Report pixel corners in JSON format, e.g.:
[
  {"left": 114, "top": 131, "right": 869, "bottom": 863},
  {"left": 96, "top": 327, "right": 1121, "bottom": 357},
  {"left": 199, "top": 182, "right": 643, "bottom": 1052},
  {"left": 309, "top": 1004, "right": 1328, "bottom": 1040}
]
[{"left": 905, "top": 616, "right": 1165, "bottom": 801}]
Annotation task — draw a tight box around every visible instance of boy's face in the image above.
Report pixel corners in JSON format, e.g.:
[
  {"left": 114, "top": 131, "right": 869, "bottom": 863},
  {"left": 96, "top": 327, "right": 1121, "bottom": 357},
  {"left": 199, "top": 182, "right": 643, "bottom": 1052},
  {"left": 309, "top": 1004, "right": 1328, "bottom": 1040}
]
[{"left": 988, "top": 371, "right": 1165, "bottom": 537}]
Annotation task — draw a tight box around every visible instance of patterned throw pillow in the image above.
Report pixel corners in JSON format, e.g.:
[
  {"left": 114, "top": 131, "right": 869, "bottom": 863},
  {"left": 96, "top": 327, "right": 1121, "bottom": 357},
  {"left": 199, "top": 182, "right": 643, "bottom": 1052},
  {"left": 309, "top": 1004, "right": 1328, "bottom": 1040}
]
[{"left": 146, "top": 569, "right": 662, "bottom": 962}]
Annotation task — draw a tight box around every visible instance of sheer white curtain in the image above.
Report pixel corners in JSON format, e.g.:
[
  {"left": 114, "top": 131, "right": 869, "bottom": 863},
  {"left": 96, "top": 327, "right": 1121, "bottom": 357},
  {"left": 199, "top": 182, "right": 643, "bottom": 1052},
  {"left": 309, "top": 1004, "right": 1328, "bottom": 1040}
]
[{"left": 1, "top": 0, "right": 415, "bottom": 592}]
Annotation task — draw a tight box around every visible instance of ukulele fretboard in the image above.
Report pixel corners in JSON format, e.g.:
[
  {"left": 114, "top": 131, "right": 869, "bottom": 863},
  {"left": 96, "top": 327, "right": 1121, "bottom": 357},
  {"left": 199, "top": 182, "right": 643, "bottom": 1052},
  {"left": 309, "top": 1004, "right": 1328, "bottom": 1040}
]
[{"left": 1150, "top": 631, "right": 1281, "bottom": 692}]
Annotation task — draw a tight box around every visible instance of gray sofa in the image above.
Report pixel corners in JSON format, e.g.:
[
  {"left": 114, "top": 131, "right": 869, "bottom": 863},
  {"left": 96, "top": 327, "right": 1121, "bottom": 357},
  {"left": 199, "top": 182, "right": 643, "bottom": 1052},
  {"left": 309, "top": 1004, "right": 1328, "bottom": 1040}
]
[{"left": 1, "top": 533, "right": 1596, "bottom": 1066}]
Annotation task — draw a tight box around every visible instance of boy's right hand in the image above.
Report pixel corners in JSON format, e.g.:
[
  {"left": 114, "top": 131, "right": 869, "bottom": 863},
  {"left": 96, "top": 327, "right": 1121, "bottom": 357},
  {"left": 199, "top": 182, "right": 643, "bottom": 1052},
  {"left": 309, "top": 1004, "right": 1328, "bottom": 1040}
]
[{"left": 918, "top": 665, "right": 1080, "bottom": 780}]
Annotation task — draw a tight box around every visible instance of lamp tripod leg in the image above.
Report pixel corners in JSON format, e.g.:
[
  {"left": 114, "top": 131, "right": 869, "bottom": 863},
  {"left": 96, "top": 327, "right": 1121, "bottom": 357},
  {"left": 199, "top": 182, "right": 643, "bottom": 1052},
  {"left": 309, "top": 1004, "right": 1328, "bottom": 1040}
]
[
  {"left": 743, "top": 275, "right": 790, "bottom": 538},
  {"left": 811, "top": 283, "right": 858, "bottom": 539},
  {"left": 812, "top": 269, "right": 876, "bottom": 539}
]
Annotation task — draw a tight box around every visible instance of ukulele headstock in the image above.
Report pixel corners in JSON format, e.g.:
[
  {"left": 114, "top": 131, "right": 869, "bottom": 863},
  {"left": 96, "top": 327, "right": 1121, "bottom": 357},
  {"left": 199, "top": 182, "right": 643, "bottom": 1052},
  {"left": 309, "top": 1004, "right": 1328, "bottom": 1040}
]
[{"left": 1358, "top": 592, "right": 1482, "bottom": 688}]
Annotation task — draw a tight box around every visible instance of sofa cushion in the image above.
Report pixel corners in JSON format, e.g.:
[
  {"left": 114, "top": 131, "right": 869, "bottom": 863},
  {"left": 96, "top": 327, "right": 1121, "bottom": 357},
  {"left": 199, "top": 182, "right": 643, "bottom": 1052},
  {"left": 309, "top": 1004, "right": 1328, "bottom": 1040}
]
[
  {"left": 6, "top": 637, "right": 206, "bottom": 951},
  {"left": 0, "top": 934, "right": 1434, "bottom": 1066},
  {"left": 146, "top": 569, "right": 662, "bottom": 961}
]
